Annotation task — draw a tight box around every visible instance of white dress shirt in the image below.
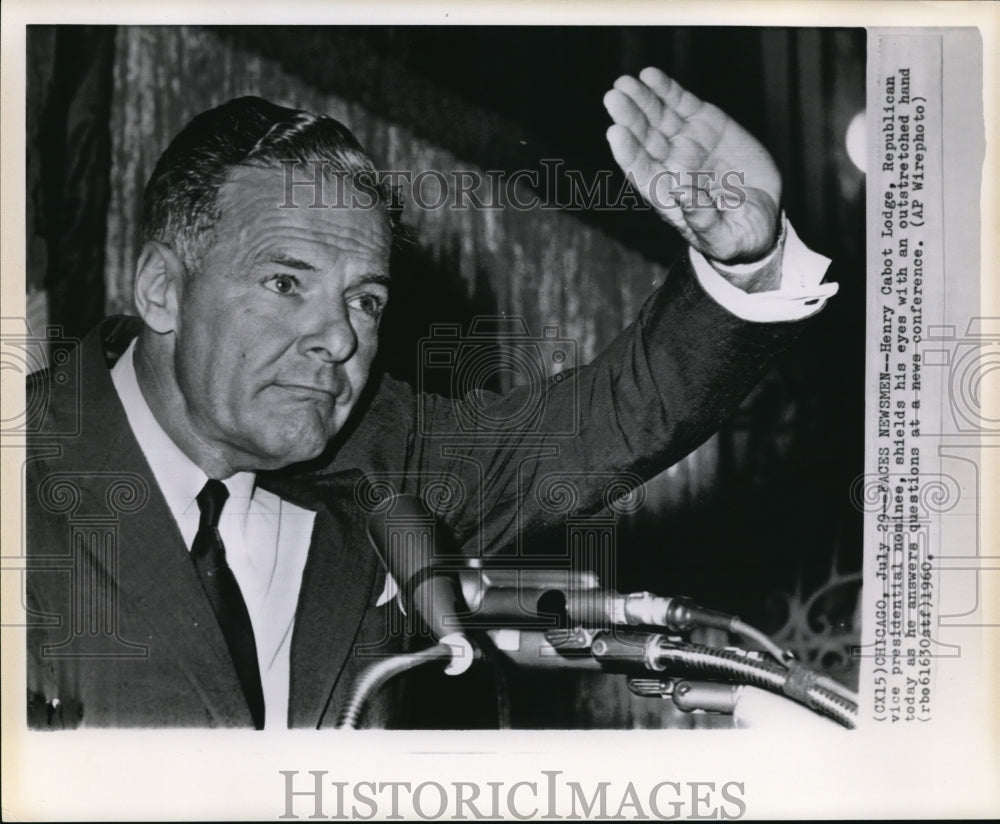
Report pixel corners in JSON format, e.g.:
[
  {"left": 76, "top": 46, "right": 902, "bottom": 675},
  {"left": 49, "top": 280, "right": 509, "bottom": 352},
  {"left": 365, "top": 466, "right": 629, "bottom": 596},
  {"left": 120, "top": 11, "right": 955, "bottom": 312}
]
[{"left": 111, "top": 342, "right": 315, "bottom": 730}]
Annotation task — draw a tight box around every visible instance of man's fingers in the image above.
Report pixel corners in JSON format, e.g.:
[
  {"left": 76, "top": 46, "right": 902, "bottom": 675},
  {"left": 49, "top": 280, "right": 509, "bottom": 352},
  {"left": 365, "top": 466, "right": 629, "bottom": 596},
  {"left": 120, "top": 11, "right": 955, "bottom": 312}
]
[
  {"left": 610, "top": 71, "right": 696, "bottom": 141},
  {"left": 612, "top": 75, "right": 664, "bottom": 132},
  {"left": 637, "top": 67, "right": 702, "bottom": 119},
  {"left": 617, "top": 73, "right": 686, "bottom": 137},
  {"left": 604, "top": 66, "right": 782, "bottom": 261},
  {"left": 605, "top": 123, "right": 640, "bottom": 172},
  {"left": 605, "top": 123, "right": 657, "bottom": 184},
  {"left": 605, "top": 83, "right": 678, "bottom": 164},
  {"left": 602, "top": 88, "right": 651, "bottom": 143}
]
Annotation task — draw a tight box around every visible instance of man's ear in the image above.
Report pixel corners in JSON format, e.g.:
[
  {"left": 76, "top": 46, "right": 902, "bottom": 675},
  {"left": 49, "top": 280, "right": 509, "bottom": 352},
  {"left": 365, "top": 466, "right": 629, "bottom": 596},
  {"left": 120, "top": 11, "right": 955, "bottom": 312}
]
[{"left": 134, "top": 241, "right": 185, "bottom": 333}]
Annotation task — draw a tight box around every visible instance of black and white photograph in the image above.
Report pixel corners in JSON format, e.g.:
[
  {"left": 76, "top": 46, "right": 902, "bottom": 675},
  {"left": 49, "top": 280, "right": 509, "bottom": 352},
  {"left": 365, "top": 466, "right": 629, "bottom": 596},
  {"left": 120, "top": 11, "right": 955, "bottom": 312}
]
[{"left": 2, "top": 2, "right": 997, "bottom": 820}]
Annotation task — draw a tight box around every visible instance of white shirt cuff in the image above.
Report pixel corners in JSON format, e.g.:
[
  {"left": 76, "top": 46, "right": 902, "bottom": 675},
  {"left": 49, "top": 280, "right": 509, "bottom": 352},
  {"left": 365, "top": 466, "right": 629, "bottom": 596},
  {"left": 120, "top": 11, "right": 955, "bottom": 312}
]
[{"left": 689, "top": 216, "right": 838, "bottom": 322}]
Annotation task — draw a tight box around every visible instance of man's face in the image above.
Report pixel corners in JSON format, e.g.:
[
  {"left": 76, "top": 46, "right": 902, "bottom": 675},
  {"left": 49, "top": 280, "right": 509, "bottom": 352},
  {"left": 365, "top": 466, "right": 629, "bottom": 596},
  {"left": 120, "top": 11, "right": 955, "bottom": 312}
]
[{"left": 170, "top": 165, "right": 391, "bottom": 471}]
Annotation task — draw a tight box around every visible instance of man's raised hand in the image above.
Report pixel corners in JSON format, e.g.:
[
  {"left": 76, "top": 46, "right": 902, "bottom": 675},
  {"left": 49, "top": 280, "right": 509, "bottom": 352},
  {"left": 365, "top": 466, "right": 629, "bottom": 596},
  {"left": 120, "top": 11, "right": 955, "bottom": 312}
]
[{"left": 604, "top": 67, "right": 782, "bottom": 265}]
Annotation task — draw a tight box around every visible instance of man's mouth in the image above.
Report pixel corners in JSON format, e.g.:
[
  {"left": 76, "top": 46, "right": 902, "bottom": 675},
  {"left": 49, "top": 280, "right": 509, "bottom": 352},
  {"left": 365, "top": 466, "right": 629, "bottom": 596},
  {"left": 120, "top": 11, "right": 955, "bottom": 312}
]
[{"left": 271, "top": 382, "right": 347, "bottom": 403}]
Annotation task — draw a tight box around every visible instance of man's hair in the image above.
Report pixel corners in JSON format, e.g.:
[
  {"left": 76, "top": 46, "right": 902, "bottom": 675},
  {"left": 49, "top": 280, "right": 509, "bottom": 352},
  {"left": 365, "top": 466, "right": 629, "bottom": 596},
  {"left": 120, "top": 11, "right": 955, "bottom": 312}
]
[{"left": 140, "top": 96, "right": 400, "bottom": 272}]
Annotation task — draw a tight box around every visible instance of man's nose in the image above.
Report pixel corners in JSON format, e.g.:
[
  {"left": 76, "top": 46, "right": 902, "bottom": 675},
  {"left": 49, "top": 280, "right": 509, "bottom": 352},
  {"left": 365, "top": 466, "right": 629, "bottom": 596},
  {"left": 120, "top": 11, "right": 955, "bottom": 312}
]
[{"left": 299, "top": 302, "right": 358, "bottom": 364}]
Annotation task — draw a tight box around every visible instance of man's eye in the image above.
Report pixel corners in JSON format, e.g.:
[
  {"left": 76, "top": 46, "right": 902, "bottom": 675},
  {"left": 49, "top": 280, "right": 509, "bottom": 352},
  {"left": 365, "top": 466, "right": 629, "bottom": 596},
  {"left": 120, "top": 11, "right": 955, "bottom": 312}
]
[
  {"left": 263, "top": 274, "right": 300, "bottom": 295},
  {"left": 349, "top": 293, "right": 386, "bottom": 318}
]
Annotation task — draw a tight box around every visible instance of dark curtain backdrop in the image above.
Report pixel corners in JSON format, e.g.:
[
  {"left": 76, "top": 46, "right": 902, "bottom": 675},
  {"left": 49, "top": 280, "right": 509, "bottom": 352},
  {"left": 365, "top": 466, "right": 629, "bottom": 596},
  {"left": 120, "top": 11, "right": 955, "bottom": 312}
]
[
  {"left": 26, "top": 25, "right": 866, "bottom": 728},
  {"left": 26, "top": 25, "right": 115, "bottom": 339}
]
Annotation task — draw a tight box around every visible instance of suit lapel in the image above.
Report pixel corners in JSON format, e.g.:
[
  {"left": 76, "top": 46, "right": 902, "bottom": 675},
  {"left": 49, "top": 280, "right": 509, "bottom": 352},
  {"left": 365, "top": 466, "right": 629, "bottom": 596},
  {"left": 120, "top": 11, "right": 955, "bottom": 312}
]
[
  {"left": 112, "top": 479, "right": 257, "bottom": 725},
  {"left": 69, "top": 321, "right": 255, "bottom": 725},
  {"left": 73, "top": 320, "right": 382, "bottom": 728},
  {"left": 285, "top": 470, "right": 380, "bottom": 728}
]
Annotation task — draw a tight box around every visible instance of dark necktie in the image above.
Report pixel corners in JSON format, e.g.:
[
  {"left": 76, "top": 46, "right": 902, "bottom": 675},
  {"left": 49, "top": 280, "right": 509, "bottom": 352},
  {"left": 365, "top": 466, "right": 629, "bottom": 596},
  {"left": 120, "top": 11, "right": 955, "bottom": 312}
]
[{"left": 191, "top": 479, "right": 265, "bottom": 729}]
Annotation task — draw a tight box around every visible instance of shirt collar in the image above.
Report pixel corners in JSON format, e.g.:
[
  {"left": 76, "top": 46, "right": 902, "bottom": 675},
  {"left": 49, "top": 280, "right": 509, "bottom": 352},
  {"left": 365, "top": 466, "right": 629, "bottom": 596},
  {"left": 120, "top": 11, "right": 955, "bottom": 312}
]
[{"left": 109, "top": 339, "right": 257, "bottom": 521}]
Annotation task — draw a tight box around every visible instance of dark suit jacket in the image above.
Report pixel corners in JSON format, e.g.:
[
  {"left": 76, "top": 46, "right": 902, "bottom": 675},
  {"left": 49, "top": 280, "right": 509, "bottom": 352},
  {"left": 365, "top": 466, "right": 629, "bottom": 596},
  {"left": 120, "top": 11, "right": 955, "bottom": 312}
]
[{"left": 25, "top": 254, "right": 810, "bottom": 729}]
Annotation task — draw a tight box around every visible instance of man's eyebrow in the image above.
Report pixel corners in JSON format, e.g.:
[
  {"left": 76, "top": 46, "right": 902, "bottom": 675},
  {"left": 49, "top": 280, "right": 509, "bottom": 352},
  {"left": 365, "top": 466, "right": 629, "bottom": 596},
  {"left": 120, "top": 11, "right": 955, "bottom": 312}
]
[
  {"left": 262, "top": 253, "right": 318, "bottom": 271},
  {"left": 259, "top": 254, "right": 391, "bottom": 287},
  {"left": 352, "top": 273, "right": 392, "bottom": 288}
]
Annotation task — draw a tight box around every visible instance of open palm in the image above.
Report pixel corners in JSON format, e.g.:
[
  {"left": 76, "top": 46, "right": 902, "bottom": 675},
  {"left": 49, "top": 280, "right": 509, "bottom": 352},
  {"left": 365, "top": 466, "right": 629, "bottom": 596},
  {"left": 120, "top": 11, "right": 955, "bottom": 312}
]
[{"left": 604, "top": 67, "right": 782, "bottom": 264}]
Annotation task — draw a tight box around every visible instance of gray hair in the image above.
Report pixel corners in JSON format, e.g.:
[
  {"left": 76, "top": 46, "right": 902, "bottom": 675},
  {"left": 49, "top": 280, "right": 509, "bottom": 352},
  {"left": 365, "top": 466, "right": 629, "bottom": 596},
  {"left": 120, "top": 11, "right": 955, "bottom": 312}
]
[{"left": 140, "top": 96, "right": 401, "bottom": 272}]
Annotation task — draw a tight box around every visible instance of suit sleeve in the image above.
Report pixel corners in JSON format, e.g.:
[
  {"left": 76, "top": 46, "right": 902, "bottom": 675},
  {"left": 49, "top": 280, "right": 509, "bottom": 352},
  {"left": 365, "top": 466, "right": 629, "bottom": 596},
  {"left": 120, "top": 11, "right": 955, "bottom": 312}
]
[{"left": 390, "top": 250, "right": 818, "bottom": 556}]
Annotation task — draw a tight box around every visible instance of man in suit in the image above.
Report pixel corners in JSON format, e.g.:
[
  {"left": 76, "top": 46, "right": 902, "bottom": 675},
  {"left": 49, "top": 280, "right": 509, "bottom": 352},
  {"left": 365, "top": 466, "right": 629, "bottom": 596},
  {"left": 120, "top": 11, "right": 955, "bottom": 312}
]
[{"left": 26, "top": 69, "right": 836, "bottom": 729}]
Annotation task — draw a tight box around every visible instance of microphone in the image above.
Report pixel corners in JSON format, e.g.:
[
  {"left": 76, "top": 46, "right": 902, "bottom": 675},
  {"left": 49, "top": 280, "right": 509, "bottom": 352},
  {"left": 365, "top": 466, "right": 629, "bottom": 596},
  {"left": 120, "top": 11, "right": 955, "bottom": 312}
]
[
  {"left": 366, "top": 494, "right": 474, "bottom": 675},
  {"left": 465, "top": 585, "right": 735, "bottom": 634}
]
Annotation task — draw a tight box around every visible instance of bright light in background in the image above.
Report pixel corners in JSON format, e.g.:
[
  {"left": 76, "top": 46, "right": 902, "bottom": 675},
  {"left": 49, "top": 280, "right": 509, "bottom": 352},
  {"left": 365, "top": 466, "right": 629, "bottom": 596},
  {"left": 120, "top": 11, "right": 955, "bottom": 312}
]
[{"left": 845, "top": 110, "right": 866, "bottom": 174}]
